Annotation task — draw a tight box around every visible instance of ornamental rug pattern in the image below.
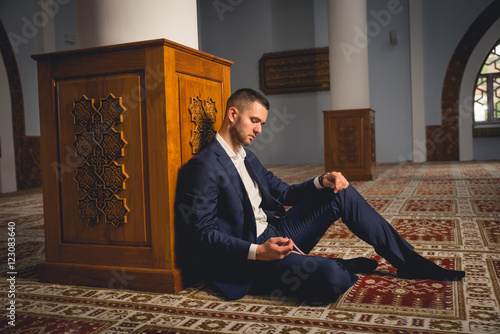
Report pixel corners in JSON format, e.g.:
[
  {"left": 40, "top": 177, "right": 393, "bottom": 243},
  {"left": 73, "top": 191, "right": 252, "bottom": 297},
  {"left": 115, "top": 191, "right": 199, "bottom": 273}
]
[{"left": 1, "top": 161, "right": 500, "bottom": 334}]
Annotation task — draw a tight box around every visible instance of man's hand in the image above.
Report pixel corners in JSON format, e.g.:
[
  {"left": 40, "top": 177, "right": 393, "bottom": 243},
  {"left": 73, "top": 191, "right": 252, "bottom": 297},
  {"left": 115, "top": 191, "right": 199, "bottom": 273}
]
[
  {"left": 322, "top": 171, "right": 349, "bottom": 193},
  {"left": 256, "top": 237, "right": 294, "bottom": 261}
]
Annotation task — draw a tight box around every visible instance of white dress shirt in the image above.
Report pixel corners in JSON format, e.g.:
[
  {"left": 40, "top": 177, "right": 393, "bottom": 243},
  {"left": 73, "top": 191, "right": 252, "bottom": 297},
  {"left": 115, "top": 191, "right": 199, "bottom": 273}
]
[{"left": 216, "top": 134, "right": 267, "bottom": 260}]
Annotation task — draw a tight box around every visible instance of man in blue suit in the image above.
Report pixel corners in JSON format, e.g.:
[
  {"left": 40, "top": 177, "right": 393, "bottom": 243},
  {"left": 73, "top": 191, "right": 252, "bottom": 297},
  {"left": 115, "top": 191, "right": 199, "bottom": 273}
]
[{"left": 176, "top": 88, "right": 465, "bottom": 302}]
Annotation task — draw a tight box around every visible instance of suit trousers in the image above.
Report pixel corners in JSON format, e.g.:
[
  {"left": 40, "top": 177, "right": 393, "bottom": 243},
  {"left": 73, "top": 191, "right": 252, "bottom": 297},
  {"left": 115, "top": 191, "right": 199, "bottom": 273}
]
[{"left": 251, "top": 185, "right": 414, "bottom": 302}]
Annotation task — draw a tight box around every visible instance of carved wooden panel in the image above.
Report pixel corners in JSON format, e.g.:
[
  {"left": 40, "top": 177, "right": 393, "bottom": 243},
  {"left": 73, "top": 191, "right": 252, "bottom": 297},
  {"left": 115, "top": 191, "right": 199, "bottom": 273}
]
[
  {"left": 178, "top": 74, "right": 224, "bottom": 165},
  {"left": 334, "top": 121, "right": 362, "bottom": 167},
  {"left": 71, "top": 94, "right": 129, "bottom": 227},
  {"left": 188, "top": 95, "right": 217, "bottom": 154},
  {"left": 324, "top": 109, "right": 376, "bottom": 180},
  {"left": 56, "top": 73, "right": 149, "bottom": 247}
]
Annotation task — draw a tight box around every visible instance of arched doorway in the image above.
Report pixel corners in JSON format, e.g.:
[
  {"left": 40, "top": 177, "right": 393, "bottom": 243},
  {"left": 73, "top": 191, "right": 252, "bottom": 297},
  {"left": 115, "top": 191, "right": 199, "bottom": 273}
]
[
  {"left": 426, "top": 0, "right": 500, "bottom": 161},
  {"left": 459, "top": 19, "right": 500, "bottom": 161}
]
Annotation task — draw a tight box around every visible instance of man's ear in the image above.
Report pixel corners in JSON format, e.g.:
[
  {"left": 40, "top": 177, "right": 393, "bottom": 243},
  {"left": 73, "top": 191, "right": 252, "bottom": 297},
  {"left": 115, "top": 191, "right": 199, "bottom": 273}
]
[{"left": 227, "top": 107, "right": 239, "bottom": 123}]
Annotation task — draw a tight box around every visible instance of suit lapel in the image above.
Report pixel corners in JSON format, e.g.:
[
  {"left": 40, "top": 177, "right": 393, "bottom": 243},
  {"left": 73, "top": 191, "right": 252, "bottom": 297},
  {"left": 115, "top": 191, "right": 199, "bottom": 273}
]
[
  {"left": 244, "top": 159, "right": 269, "bottom": 199},
  {"left": 211, "top": 140, "right": 251, "bottom": 206},
  {"left": 208, "top": 140, "right": 257, "bottom": 242},
  {"left": 244, "top": 157, "right": 285, "bottom": 213}
]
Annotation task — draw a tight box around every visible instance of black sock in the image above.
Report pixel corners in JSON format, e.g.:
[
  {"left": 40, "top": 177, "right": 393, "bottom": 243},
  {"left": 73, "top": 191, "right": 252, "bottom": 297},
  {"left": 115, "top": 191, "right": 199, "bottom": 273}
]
[{"left": 397, "top": 251, "right": 465, "bottom": 281}]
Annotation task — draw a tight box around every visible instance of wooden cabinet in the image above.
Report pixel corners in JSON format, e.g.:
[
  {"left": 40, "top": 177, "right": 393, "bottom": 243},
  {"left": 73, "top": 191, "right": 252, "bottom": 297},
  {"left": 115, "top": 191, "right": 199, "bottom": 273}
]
[
  {"left": 323, "top": 109, "right": 376, "bottom": 181},
  {"left": 33, "top": 39, "right": 232, "bottom": 293}
]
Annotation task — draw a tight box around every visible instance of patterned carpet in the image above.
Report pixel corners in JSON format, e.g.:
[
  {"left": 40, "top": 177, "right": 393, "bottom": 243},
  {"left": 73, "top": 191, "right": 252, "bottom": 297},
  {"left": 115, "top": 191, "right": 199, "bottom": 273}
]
[{"left": 1, "top": 161, "right": 500, "bottom": 333}]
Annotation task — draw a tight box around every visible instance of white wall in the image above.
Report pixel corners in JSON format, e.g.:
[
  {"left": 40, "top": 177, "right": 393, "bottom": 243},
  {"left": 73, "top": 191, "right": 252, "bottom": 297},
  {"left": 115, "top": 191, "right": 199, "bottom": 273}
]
[
  {"left": 263, "top": 0, "right": 330, "bottom": 165},
  {"left": 54, "top": 0, "right": 79, "bottom": 52},
  {"left": 198, "top": 0, "right": 330, "bottom": 165},
  {"left": 474, "top": 138, "right": 500, "bottom": 160},
  {"left": 367, "top": 0, "right": 412, "bottom": 163}
]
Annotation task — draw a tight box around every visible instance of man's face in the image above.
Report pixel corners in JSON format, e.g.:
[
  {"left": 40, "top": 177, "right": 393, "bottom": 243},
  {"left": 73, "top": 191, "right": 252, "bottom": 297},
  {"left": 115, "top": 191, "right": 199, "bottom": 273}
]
[{"left": 230, "top": 101, "right": 268, "bottom": 147}]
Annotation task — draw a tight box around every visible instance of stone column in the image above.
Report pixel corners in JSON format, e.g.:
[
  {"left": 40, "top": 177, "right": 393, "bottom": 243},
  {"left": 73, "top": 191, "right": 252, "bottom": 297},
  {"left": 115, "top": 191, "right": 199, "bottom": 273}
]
[
  {"left": 327, "top": 0, "right": 369, "bottom": 109},
  {"left": 325, "top": 0, "right": 375, "bottom": 180},
  {"left": 75, "top": 0, "right": 198, "bottom": 49}
]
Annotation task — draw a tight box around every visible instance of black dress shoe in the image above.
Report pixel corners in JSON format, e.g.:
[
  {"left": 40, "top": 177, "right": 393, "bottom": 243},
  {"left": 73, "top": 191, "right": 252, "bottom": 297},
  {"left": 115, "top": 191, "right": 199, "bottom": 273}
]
[
  {"left": 337, "top": 257, "right": 378, "bottom": 274},
  {"left": 398, "top": 268, "right": 465, "bottom": 281},
  {"left": 397, "top": 251, "right": 465, "bottom": 281}
]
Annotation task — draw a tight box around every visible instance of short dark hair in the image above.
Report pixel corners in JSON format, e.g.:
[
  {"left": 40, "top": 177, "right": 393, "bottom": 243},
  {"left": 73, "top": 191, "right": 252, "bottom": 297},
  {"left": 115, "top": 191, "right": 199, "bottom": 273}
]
[{"left": 226, "top": 88, "right": 270, "bottom": 113}]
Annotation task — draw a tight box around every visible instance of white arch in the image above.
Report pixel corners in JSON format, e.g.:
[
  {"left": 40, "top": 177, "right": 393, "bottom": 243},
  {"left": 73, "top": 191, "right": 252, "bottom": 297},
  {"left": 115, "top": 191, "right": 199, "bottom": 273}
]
[{"left": 459, "top": 16, "right": 500, "bottom": 161}]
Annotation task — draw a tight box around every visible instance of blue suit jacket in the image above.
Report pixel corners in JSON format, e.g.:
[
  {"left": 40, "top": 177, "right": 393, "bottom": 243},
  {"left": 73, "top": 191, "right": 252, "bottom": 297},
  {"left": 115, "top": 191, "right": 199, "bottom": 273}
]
[{"left": 176, "top": 139, "right": 318, "bottom": 299}]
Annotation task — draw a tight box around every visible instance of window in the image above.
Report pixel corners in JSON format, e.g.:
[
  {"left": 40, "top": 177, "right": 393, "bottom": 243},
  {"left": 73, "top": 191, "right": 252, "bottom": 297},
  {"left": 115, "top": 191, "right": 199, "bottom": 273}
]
[{"left": 473, "top": 40, "right": 500, "bottom": 137}]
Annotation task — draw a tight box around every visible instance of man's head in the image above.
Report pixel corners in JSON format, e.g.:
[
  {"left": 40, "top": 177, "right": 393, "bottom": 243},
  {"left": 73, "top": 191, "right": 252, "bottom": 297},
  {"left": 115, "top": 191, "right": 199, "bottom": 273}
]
[
  {"left": 222, "top": 89, "right": 270, "bottom": 149},
  {"left": 225, "top": 88, "right": 270, "bottom": 115}
]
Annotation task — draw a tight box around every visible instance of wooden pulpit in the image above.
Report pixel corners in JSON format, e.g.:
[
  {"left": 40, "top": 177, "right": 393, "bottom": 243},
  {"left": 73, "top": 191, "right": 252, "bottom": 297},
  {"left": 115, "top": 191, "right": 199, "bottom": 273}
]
[{"left": 32, "top": 39, "right": 232, "bottom": 293}]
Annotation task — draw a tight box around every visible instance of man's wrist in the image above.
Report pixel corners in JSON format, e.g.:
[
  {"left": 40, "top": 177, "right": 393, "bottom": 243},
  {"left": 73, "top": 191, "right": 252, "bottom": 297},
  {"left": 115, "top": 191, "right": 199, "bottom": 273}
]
[{"left": 316, "top": 173, "right": 329, "bottom": 188}]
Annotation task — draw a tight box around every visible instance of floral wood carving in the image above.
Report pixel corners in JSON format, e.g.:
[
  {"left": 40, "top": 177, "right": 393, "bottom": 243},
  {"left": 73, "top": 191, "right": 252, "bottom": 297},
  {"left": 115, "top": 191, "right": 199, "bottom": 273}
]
[
  {"left": 188, "top": 95, "right": 217, "bottom": 154},
  {"left": 71, "top": 94, "right": 129, "bottom": 227},
  {"left": 336, "top": 124, "right": 357, "bottom": 165}
]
